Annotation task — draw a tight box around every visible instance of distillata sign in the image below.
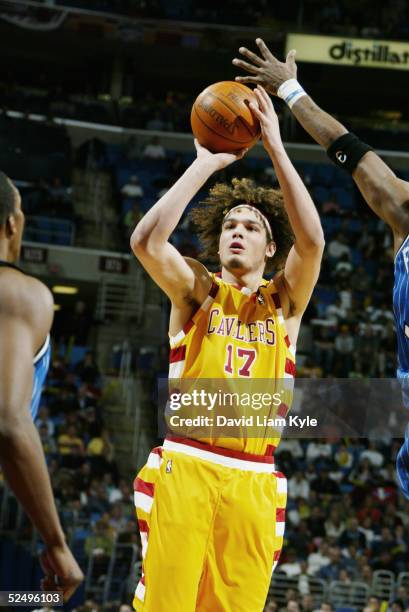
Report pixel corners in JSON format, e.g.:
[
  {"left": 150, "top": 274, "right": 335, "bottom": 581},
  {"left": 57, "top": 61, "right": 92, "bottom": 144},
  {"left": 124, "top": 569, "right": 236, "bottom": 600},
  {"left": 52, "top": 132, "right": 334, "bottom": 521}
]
[{"left": 286, "top": 33, "right": 409, "bottom": 70}]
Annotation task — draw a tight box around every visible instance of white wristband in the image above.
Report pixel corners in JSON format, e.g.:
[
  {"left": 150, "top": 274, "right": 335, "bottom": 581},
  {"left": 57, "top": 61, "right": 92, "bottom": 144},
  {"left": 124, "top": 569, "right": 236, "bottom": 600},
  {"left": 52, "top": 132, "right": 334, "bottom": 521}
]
[{"left": 277, "top": 78, "right": 306, "bottom": 109}]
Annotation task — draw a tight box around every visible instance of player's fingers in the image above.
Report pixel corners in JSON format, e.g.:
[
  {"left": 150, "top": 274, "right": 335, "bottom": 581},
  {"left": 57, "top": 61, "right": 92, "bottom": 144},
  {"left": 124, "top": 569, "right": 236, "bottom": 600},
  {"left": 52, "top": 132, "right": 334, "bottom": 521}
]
[
  {"left": 232, "top": 58, "right": 259, "bottom": 74},
  {"left": 235, "top": 76, "right": 260, "bottom": 84},
  {"left": 39, "top": 551, "right": 53, "bottom": 576},
  {"left": 252, "top": 89, "right": 267, "bottom": 113},
  {"left": 249, "top": 101, "right": 262, "bottom": 119},
  {"left": 286, "top": 48, "right": 297, "bottom": 65},
  {"left": 238, "top": 46, "right": 264, "bottom": 66},
  {"left": 255, "top": 38, "right": 275, "bottom": 61}
]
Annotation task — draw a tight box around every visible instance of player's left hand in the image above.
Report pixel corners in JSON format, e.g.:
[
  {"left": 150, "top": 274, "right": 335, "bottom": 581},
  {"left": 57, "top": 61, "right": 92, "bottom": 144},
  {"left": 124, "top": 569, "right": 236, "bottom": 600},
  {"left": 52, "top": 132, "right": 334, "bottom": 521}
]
[
  {"left": 194, "top": 139, "right": 248, "bottom": 171},
  {"left": 40, "top": 543, "right": 84, "bottom": 603},
  {"left": 232, "top": 38, "right": 297, "bottom": 95},
  {"left": 248, "top": 86, "right": 283, "bottom": 156}
]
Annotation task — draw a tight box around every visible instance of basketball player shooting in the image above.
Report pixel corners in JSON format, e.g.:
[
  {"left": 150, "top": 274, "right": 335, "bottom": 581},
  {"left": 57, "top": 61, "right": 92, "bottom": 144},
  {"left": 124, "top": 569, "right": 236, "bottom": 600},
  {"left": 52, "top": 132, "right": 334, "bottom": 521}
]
[
  {"left": 130, "top": 87, "right": 324, "bottom": 610},
  {"left": 0, "top": 173, "right": 83, "bottom": 600},
  {"left": 233, "top": 39, "right": 409, "bottom": 498}
]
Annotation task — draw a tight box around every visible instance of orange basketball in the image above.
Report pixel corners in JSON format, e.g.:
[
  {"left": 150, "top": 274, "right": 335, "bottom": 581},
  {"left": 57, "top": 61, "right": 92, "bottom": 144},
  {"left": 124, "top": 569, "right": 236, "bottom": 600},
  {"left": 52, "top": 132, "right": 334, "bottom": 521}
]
[{"left": 191, "top": 81, "right": 261, "bottom": 153}]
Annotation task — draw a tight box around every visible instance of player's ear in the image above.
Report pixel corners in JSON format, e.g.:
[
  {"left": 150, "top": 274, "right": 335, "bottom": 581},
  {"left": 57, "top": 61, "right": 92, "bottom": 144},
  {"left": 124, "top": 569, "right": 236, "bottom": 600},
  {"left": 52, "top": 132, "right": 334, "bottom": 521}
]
[
  {"left": 5, "top": 214, "right": 17, "bottom": 238},
  {"left": 265, "top": 240, "right": 276, "bottom": 258}
]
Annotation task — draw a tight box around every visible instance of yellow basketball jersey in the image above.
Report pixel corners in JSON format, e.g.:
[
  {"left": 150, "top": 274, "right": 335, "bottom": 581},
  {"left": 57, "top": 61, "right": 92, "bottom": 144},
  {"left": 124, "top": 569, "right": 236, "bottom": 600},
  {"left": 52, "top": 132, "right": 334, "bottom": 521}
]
[{"left": 168, "top": 274, "right": 296, "bottom": 455}]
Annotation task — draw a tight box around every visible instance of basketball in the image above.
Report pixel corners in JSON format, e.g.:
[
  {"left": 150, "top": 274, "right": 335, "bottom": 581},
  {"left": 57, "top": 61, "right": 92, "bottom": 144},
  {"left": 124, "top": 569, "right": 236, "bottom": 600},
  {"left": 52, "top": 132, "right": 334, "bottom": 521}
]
[{"left": 191, "top": 81, "right": 261, "bottom": 153}]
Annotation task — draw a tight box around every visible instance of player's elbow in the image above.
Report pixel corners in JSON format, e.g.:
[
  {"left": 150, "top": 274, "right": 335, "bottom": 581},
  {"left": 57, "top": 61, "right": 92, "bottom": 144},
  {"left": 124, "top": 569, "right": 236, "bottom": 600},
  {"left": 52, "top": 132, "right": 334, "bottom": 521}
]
[
  {"left": 0, "top": 410, "right": 26, "bottom": 444},
  {"left": 302, "top": 233, "right": 325, "bottom": 254}
]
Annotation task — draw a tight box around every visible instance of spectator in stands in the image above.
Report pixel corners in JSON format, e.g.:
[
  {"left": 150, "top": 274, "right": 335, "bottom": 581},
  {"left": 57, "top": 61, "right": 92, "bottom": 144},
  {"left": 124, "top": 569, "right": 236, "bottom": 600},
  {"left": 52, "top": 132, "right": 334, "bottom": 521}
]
[
  {"left": 395, "top": 587, "right": 409, "bottom": 609},
  {"left": 358, "top": 563, "right": 373, "bottom": 586},
  {"left": 311, "top": 469, "right": 341, "bottom": 498},
  {"left": 145, "top": 110, "right": 167, "bottom": 131},
  {"left": 350, "top": 264, "right": 371, "bottom": 293},
  {"left": 287, "top": 519, "right": 311, "bottom": 559},
  {"left": 288, "top": 471, "right": 310, "bottom": 500},
  {"left": 123, "top": 201, "right": 143, "bottom": 238},
  {"left": 327, "top": 232, "right": 351, "bottom": 260},
  {"left": 84, "top": 516, "right": 115, "bottom": 578},
  {"left": 57, "top": 424, "right": 85, "bottom": 469},
  {"left": 121, "top": 175, "right": 144, "bottom": 199},
  {"left": 307, "top": 505, "right": 326, "bottom": 538},
  {"left": 363, "top": 597, "right": 381, "bottom": 612},
  {"left": 334, "top": 324, "right": 355, "bottom": 376},
  {"left": 84, "top": 481, "right": 110, "bottom": 515},
  {"left": 355, "top": 325, "right": 380, "bottom": 376},
  {"left": 87, "top": 428, "right": 117, "bottom": 480},
  {"left": 325, "top": 297, "right": 347, "bottom": 324},
  {"left": 108, "top": 502, "right": 128, "bottom": 533},
  {"left": 312, "top": 327, "right": 335, "bottom": 375},
  {"left": 142, "top": 136, "right": 166, "bottom": 160},
  {"left": 390, "top": 601, "right": 405, "bottom": 612},
  {"left": 301, "top": 594, "right": 315, "bottom": 611},
  {"left": 75, "top": 351, "right": 101, "bottom": 386},
  {"left": 278, "top": 548, "right": 302, "bottom": 577},
  {"left": 334, "top": 253, "right": 352, "bottom": 281},
  {"left": 264, "top": 600, "right": 278, "bottom": 611},
  {"left": 321, "top": 192, "right": 342, "bottom": 216},
  {"left": 318, "top": 546, "right": 345, "bottom": 580},
  {"left": 359, "top": 441, "right": 384, "bottom": 467},
  {"left": 339, "top": 517, "right": 366, "bottom": 550},
  {"left": 313, "top": 603, "right": 333, "bottom": 612},
  {"left": 307, "top": 540, "right": 330, "bottom": 576},
  {"left": 38, "top": 422, "right": 57, "bottom": 457},
  {"left": 325, "top": 507, "right": 345, "bottom": 540},
  {"left": 306, "top": 440, "right": 332, "bottom": 464},
  {"left": 64, "top": 300, "right": 93, "bottom": 345},
  {"left": 35, "top": 405, "right": 55, "bottom": 436},
  {"left": 334, "top": 444, "right": 353, "bottom": 470}
]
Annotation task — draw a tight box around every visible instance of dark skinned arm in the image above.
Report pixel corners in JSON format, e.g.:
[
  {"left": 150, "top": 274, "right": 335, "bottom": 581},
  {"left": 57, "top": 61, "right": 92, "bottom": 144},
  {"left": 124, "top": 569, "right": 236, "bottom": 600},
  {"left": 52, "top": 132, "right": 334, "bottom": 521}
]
[{"left": 233, "top": 39, "right": 409, "bottom": 247}]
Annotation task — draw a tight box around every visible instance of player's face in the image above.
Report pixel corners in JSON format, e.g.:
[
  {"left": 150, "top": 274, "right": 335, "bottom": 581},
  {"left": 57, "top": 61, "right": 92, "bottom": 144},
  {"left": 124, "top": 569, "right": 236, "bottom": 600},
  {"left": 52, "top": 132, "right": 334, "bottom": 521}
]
[
  {"left": 218, "top": 207, "right": 275, "bottom": 273},
  {"left": 8, "top": 186, "right": 25, "bottom": 262}
]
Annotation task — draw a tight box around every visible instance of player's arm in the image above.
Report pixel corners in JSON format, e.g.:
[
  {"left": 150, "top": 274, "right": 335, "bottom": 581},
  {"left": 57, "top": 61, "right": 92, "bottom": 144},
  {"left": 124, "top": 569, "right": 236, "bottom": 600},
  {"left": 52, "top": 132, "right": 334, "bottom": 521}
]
[
  {"left": 233, "top": 40, "right": 409, "bottom": 241},
  {"left": 250, "top": 86, "right": 324, "bottom": 317},
  {"left": 0, "top": 281, "right": 83, "bottom": 600},
  {"left": 130, "top": 142, "right": 247, "bottom": 306}
]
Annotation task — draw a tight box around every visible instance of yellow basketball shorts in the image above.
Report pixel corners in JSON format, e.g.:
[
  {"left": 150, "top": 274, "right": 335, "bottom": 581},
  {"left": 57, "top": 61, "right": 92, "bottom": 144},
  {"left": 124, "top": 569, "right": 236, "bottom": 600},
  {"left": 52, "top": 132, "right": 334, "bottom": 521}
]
[{"left": 132, "top": 436, "right": 287, "bottom": 612}]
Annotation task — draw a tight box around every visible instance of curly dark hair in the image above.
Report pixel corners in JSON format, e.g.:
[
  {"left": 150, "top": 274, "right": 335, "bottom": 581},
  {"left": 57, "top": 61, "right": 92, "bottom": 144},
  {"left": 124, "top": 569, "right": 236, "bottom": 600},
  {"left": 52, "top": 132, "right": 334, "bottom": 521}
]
[{"left": 189, "top": 177, "right": 294, "bottom": 272}]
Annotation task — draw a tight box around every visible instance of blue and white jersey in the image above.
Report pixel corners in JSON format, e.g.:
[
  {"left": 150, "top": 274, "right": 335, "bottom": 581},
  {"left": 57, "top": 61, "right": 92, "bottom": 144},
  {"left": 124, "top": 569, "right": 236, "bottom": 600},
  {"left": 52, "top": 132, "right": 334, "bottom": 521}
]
[
  {"left": 31, "top": 335, "right": 51, "bottom": 420},
  {"left": 0, "top": 260, "right": 51, "bottom": 420},
  {"left": 393, "top": 235, "right": 409, "bottom": 407}
]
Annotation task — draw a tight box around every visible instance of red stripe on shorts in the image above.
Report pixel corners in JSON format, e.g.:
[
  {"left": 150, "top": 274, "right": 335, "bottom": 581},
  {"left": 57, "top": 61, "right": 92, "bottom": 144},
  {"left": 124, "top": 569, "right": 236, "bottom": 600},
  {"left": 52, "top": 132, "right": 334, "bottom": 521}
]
[
  {"left": 265, "top": 444, "right": 276, "bottom": 456},
  {"left": 276, "top": 508, "right": 286, "bottom": 522},
  {"left": 277, "top": 403, "right": 289, "bottom": 418},
  {"left": 138, "top": 519, "right": 149, "bottom": 534},
  {"left": 166, "top": 435, "right": 275, "bottom": 463},
  {"left": 285, "top": 358, "right": 296, "bottom": 377}
]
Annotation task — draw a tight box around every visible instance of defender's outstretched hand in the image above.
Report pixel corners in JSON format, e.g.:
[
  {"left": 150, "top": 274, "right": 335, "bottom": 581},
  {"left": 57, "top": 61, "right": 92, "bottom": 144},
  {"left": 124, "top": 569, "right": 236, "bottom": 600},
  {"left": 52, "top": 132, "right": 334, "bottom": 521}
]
[
  {"left": 194, "top": 139, "right": 248, "bottom": 170},
  {"left": 233, "top": 38, "right": 297, "bottom": 96},
  {"left": 249, "top": 86, "right": 283, "bottom": 156}
]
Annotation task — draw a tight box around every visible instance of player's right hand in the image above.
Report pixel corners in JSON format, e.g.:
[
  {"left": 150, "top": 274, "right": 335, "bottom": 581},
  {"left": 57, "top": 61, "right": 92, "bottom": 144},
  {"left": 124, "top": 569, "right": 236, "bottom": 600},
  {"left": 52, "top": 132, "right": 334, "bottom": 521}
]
[
  {"left": 40, "top": 542, "right": 84, "bottom": 602},
  {"left": 233, "top": 38, "right": 298, "bottom": 95},
  {"left": 194, "top": 139, "right": 248, "bottom": 170}
]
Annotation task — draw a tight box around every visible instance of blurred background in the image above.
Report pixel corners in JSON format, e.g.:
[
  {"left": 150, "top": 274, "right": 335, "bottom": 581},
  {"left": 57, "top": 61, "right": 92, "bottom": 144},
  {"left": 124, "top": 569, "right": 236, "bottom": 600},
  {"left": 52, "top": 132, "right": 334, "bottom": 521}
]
[{"left": 0, "top": 1, "right": 409, "bottom": 611}]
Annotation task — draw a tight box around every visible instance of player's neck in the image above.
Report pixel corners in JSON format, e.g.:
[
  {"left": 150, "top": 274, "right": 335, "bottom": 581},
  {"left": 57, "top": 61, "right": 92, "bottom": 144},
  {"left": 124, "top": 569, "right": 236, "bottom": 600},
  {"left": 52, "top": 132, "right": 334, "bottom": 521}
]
[
  {"left": 0, "top": 242, "right": 12, "bottom": 262},
  {"left": 220, "top": 267, "right": 264, "bottom": 292}
]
